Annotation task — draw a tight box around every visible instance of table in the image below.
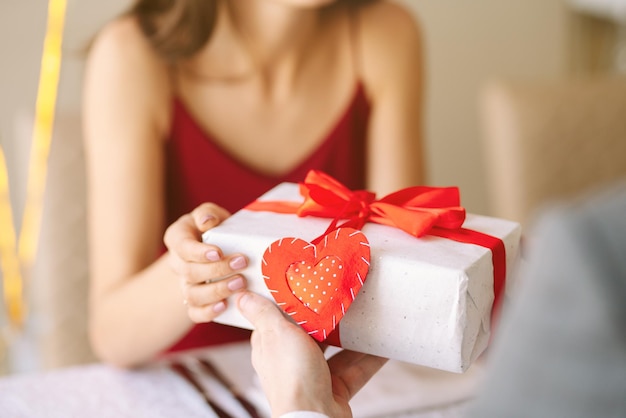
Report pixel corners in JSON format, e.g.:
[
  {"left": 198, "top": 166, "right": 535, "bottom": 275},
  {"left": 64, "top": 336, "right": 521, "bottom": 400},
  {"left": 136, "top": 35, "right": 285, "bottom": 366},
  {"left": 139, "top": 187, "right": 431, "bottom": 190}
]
[{"left": 0, "top": 342, "right": 483, "bottom": 417}]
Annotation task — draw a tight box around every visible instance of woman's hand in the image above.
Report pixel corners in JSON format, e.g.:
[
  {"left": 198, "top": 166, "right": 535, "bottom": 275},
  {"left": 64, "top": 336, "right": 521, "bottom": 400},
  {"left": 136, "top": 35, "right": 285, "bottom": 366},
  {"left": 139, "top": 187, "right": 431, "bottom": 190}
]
[
  {"left": 164, "top": 203, "right": 249, "bottom": 323},
  {"left": 237, "top": 291, "right": 387, "bottom": 418}
]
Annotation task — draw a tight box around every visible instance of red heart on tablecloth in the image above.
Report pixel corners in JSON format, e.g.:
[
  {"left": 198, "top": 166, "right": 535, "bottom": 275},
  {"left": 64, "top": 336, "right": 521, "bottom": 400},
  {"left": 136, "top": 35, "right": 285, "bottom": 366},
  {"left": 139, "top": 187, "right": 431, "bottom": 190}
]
[{"left": 262, "top": 228, "right": 370, "bottom": 341}]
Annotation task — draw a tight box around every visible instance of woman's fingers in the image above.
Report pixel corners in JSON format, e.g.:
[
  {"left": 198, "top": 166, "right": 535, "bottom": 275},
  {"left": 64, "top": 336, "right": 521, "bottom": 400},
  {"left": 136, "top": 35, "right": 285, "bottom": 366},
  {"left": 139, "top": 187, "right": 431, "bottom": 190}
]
[
  {"left": 190, "top": 202, "right": 231, "bottom": 233},
  {"left": 169, "top": 253, "right": 248, "bottom": 285},
  {"left": 183, "top": 275, "right": 248, "bottom": 323},
  {"left": 164, "top": 218, "right": 220, "bottom": 263},
  {"left": 164, "top": 203, "right": 230, "bottom": 263},
  {"left": 164, "top": 202, "right": 247, "bottom": 323},
  {"left": 183, "top": 274, "right": 247, "bottom": 306},
  {"left": 186, "top": 300, "right": 229, "bottom": 323},
  {"left": 180, "top": 265, "right": 249, "bottom": 323}
]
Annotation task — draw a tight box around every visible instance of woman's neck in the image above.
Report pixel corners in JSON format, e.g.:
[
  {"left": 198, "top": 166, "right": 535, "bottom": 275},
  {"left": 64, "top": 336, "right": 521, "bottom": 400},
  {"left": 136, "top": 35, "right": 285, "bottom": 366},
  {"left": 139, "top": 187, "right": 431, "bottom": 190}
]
[
  {"left": 192, "top": 0, "right": 334, "bottom": 100},
  {"left": 226, "top": 1, "right": 323, "bottom": 60}
]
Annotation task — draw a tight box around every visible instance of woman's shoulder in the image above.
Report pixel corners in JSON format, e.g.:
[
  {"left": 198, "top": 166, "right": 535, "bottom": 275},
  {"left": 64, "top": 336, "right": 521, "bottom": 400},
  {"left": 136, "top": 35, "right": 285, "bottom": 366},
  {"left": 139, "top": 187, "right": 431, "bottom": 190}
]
[
  {"left": 89, "top": 16, "right": 158, "bottom": 64},
  {"left": 355, "top": 1, "right": 423, "bottom": 93},
  {"left": 359, "top": 0, "right": 421, "bottom": 30},
  {"left": 84, "top": 15, "right": 172, "bottom": 132},
  {"left": 86, "top": 15, "right": 171, "bottom": 97}
]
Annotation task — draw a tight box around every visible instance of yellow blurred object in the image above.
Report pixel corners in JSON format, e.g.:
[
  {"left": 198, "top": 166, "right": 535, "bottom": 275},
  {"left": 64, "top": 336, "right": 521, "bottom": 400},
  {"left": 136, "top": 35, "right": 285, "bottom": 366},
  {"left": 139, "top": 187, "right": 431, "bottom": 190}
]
[
  {"left": 19, "top": 0, "right": 67, "bottom": 268},
  {"left": 0, "top": 148, "right": 25, "bottom": 328},
  {"left": 0, "top": 0, "right": 67, "bottom": 331}
]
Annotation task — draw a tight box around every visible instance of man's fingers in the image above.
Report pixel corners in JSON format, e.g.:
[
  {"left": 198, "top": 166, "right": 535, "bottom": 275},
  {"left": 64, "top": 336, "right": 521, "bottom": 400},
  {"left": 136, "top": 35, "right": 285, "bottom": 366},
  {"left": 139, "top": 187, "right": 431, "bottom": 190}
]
[
  {"left": 237, "top": 291, "right": 285, "bottom": 329},
  {"left": 328, "top": 350, "right": 388, "bottom": 401}
]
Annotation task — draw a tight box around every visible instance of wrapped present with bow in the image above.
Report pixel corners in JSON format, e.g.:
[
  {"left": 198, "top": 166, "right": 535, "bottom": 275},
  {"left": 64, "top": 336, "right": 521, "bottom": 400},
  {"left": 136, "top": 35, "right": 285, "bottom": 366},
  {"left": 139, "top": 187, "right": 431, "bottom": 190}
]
[{"left": 203, "top": 170, "right": 522, "bottom": 373}]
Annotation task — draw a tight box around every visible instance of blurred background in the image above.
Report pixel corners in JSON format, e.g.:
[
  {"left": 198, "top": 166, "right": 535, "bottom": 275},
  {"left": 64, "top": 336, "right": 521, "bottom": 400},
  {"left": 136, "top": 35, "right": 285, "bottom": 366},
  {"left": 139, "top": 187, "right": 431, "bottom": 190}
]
[{"left": 1, "top": 0, "right": 625, "bottom": 375}]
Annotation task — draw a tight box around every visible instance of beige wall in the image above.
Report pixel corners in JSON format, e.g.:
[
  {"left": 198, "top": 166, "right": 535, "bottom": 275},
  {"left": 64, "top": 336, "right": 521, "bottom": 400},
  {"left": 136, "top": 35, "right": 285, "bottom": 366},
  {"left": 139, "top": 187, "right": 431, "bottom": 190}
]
[
  {"left": 1, "top": 0, "right": 571, "bottom": 217},
  {"left": 398, "top": 0, "right": 571, "bottom": 213}
]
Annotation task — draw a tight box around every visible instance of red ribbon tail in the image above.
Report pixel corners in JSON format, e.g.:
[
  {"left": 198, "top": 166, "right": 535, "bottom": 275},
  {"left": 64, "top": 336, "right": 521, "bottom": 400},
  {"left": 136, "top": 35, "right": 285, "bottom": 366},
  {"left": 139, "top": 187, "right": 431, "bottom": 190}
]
[
  {"left": 429, "top": 227, "right": 506, "bottom": 325},
  {"left": 324, "top": 326, "right": 342, "bottom": 347},
  {"left": 245, "top": 200, "right": 301, "bottom": 213}
]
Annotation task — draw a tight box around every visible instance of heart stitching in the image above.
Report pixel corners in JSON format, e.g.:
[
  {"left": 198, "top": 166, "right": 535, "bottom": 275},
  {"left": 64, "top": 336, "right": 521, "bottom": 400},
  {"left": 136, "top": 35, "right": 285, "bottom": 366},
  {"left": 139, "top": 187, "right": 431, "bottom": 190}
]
[{"left": 262, "top": 227, "right": 370, "bottom": 341}]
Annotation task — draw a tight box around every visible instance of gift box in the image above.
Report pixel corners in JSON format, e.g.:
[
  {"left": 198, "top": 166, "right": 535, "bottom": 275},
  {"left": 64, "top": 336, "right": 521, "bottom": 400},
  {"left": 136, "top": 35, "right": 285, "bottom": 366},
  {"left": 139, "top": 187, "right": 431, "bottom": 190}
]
[{"left": 203, "top": 178, "right": 521, "bottom": 373}]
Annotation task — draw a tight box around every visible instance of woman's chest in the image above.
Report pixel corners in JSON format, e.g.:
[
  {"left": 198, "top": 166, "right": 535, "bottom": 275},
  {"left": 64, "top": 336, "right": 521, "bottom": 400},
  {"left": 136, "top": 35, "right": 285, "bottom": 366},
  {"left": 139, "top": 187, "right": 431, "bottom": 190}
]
[{"left": 174, "top": 71, "right": 360, "bottom": 176}]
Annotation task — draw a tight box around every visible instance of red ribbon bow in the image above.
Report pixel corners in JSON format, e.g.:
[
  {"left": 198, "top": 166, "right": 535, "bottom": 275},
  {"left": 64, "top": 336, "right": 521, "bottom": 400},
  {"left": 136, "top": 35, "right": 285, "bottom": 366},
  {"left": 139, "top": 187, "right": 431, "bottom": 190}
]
[
  {"left": 296, "top": 170, "right": 467, "bottom": 238},
  {"left": 248, "top": 170, "right": 468, "bottom": 240}
]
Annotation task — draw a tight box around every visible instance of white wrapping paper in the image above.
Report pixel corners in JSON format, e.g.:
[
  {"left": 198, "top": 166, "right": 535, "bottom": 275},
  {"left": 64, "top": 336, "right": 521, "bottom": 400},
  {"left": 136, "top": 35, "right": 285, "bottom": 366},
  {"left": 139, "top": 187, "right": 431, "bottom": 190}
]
[{"left": 203, "top": 183, "right": 522, "bottom": 373}]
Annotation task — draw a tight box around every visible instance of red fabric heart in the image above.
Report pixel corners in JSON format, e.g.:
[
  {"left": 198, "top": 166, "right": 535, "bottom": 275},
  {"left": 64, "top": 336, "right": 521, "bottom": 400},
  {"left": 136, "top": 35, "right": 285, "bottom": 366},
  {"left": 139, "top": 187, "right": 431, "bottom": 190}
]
[{"left": 262, "top": 228, "right": 370, "bottom": 341}]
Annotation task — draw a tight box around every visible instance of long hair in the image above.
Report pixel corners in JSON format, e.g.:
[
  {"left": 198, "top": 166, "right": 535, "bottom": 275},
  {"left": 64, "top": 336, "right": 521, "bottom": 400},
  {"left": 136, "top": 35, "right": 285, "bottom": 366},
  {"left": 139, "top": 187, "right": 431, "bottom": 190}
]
[
  {"left": 129, "top": 0, "right": 218, "bottom": 63},
  {"left": 129, "top": 0, "right": 376, "bottom": 63}
]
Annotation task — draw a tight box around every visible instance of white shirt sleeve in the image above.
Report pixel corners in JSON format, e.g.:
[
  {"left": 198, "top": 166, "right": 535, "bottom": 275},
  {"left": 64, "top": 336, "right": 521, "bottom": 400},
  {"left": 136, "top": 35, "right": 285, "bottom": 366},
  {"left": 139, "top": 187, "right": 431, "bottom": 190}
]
[{"left": 279, "top": 412, "right": 330, "bottom": 418}]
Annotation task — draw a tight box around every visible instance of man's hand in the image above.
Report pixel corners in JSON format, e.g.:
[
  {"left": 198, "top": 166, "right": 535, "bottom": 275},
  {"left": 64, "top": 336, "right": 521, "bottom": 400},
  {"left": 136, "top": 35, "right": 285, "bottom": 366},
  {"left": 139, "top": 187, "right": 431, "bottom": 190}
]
[{"left": 237, "top": 291, "right": 387, "bottom": 418}]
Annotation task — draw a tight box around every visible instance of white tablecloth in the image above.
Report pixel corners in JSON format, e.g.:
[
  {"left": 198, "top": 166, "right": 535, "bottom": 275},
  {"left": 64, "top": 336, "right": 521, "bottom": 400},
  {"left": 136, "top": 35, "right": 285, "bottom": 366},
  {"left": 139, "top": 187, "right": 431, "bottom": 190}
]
[{"left": 0, "top": 342, "right": 484, "bottom": 418}]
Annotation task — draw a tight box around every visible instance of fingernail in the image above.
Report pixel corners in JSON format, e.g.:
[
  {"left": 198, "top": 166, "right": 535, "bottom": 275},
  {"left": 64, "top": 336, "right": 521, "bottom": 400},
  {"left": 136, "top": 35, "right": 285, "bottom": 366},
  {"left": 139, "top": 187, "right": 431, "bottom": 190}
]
[
  {"left": 200, "top": 215, "right": 216, "bottom": 225},
  {"left": 227, "top": 276, "right": 245, "bottom": 291},
  {"left": 229, "top": 256, "right": 247, "bottom": 270},
  {"left": 213, "top": 301, "right": 226, "bottom": 313},
  {"left": 205, "top": 250, "right": 220, "bottom": 261},
  {"left": 238, "top": 292, "right": 251, "bottom": 309}
]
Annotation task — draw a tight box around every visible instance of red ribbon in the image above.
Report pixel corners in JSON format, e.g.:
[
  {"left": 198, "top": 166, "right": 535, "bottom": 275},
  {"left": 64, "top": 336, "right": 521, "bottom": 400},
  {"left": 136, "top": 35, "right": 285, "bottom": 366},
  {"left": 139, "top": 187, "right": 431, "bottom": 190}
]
[{"left": 246, "top": 170, "right": 506, "bottom": 342}]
